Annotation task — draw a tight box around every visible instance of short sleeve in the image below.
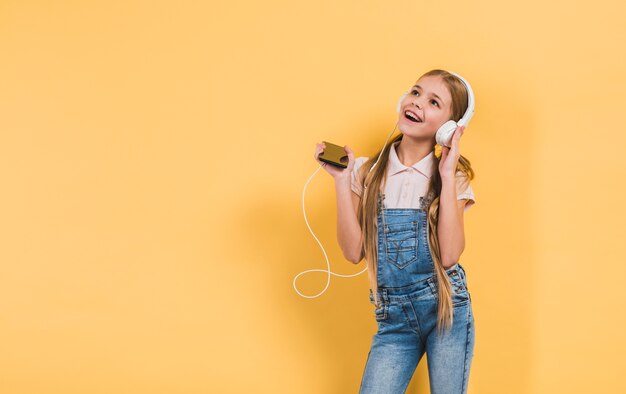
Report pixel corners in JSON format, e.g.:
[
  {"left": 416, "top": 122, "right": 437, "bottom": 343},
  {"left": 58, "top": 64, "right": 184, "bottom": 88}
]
[
  {"left": 351, "top": 157, "right": 369, "bottom": 197},
  {"left": 455, "top": 171, "right": 476, "bottom": 212}
]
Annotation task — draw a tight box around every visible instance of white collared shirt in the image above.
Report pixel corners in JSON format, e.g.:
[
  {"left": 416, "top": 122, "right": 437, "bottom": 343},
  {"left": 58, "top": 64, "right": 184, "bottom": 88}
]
[{"left": 351, "top": 140, "right": 476, "bottom": 212}]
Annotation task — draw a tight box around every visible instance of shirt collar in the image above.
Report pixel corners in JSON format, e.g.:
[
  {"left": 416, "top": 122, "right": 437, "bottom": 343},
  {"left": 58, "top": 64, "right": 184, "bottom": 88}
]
[{"left": 387, "top": 140, "right": 435, "bottom": 178}]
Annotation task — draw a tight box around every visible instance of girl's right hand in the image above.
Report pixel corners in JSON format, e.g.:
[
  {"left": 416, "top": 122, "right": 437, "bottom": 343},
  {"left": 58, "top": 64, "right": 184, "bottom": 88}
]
[{"left": 314, "top": 142, "right": 355, "bottom": 181}]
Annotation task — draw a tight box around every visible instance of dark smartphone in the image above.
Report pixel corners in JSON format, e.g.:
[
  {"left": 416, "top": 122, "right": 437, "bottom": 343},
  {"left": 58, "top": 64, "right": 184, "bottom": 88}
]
[{"left": 318, "top": 141, "right": 349, "bottom": 168}]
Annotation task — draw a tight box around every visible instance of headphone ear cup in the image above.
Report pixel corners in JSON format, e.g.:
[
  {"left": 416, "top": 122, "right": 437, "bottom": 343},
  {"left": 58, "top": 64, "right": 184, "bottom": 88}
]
[
  {"left": 396, "top": 93, "right": 407, "bottom": 113},
  {"left": 436, "top": 120, "right": 458, "bottom": 147}
]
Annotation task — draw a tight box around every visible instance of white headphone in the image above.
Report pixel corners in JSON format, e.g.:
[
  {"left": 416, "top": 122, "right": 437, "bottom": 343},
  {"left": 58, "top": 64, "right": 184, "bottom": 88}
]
[{"left": 293, "top": 70, "right": 475, "bottom": 299}]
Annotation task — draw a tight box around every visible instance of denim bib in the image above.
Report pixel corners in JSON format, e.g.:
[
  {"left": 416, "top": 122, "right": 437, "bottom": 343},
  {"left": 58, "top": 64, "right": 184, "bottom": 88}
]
[{"left": 375, "top": 192, "right": 437, "bottom": 287}]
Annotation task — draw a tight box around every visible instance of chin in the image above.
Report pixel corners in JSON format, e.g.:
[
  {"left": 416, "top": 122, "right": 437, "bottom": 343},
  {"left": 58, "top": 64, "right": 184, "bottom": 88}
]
[
  {"left": 398, "top": 122, "right": 418, "bottom": 135},
  {"left": 398, "top": 124, "right": 434, "bottom": 140}
]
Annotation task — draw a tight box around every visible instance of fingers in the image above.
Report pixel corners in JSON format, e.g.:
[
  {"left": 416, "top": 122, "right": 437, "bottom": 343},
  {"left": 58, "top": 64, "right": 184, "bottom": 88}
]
[
  {"left": 344, "top": 145, "right": 354, "bottom": 164},
  {"left": 314, "top": 142, "right": 330, "bottom": 169},
  {"left": 450, "top": 126, "right": 464, "bottom": 152},
  {"left": 454, "top": 126, "right": 465, "bottom": 141},
  {"left": 314, "top": 142, "right": 327, "bottom": 161}
]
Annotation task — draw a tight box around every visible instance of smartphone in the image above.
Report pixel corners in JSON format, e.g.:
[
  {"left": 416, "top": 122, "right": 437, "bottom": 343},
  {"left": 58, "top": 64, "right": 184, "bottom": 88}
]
[{"left": 318, "top": 141, "right": 349, "bottom": 168}]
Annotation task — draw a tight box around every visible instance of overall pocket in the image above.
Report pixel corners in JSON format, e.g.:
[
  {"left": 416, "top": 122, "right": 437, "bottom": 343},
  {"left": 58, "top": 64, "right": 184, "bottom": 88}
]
[
  {"left": 384, "top": 221, "right": 418, "bottom": 269},
  {"left": 429, "top": 272, "right": 471, "bottom": 307}
]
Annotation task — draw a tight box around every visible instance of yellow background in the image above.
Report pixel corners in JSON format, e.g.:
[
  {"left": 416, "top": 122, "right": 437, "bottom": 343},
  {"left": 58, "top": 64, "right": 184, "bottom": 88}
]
[{"left": 1, "top": 0, "right": 625, "bottom": 393}]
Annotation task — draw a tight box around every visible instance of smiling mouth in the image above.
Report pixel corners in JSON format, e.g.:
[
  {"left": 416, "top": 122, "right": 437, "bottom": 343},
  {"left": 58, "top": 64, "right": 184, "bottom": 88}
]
[{"left": 404, "top": 111, "right": 422, "bottom": 123}]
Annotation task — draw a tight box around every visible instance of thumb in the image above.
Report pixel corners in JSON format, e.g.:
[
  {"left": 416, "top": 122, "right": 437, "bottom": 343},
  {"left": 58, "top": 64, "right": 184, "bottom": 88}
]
[{"left": 344, "top": 145, "right": 355, "bottom": 168}]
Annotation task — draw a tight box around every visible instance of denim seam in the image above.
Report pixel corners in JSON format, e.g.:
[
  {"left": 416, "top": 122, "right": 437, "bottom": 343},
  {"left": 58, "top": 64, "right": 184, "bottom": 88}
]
[
  {"left": 462, "top": 305, "right": 472, "bottom": 393},
  {"left": 406, "top": 301, "right": 423, "bottom": 341},
  {"left": 376, "top": 274, "right": 433, "bottom": 291},
  {"left": 424, "top": 212, "right": 434, "bottom": 265}
]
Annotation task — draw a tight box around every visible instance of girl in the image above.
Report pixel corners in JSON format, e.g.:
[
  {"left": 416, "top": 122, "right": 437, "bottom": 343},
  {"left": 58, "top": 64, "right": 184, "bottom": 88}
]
[{"left": 313, "top": 69, "right": 476, "bottom": 393}]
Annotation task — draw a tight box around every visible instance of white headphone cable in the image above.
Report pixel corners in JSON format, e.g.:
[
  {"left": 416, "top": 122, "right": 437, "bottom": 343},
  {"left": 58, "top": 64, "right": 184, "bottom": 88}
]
[
  {"left": 292, "top": 121, "right": 399, "bottom": 299},
  {"left": 293, "top": 164, "right": 368, "bottom": 298}
]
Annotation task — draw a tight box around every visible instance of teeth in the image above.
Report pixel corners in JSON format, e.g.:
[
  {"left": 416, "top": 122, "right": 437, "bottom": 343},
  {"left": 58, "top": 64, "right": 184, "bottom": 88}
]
[{"left": 405, "top": 110, "right": 421, "bottom": 122}]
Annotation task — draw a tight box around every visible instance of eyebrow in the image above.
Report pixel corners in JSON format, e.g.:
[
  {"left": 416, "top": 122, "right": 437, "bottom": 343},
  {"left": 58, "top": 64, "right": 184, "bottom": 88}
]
[{"left": 412, "top": 85, "right": 445, "bottom": 105}]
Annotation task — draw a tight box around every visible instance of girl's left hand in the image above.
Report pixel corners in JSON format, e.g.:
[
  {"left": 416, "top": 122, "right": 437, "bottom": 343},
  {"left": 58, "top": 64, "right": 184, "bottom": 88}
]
[{"left": 438, "top": 125, "right": 465, "bottom": 179}]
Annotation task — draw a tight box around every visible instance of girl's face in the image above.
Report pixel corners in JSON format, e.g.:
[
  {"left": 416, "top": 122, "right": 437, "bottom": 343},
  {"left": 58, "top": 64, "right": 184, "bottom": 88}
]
[{"left": 397, "top": 75, "right": 453, "bottom": 140}]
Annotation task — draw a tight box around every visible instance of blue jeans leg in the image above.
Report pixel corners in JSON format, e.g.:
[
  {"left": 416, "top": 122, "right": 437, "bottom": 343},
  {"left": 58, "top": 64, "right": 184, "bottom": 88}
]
[
  {"left": 425, "top": 301, "right": 475, "bottom": 394},
  {"left": 359, "top": 303, "right": 425, "bottom": 394}
]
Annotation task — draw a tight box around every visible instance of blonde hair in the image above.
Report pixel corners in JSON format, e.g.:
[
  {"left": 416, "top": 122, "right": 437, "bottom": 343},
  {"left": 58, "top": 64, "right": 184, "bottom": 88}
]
[{"left": 356, "top": 69, "right": 475, "bottom": 335}]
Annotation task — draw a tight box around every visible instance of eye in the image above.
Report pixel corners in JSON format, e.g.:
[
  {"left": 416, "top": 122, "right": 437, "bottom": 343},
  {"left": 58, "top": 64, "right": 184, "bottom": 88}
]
[{"left": 410, "top": 89, "right": 440, "bottom": 107}]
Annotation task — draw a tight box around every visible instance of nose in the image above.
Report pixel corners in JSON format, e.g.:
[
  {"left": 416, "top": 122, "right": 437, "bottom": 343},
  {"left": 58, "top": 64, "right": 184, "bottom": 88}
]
[{"left": 411, "top": 95, "right": 423, "bottom": 109}]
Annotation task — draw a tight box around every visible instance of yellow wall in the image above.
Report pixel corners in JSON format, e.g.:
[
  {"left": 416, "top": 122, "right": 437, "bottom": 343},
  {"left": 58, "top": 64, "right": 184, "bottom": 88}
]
[{"left": 1, "top": 0, "right": 625, "bottom": 393}]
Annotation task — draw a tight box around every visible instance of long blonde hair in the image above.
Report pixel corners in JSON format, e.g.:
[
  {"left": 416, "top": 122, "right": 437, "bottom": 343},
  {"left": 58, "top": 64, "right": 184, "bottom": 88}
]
[{"left": 356, "top": 69, "right": 475, "bottom": 335}]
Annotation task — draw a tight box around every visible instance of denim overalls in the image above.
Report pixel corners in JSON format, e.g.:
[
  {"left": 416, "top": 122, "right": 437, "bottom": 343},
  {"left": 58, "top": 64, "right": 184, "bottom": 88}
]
[{"left": 359, "top": 193, "right": 475, "bottom": 394}]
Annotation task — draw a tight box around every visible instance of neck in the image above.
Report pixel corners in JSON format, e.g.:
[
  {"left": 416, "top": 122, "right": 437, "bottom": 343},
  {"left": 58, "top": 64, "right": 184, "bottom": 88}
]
[{"left": 396, "top": 137, "right": 434, "bottom": 167}]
